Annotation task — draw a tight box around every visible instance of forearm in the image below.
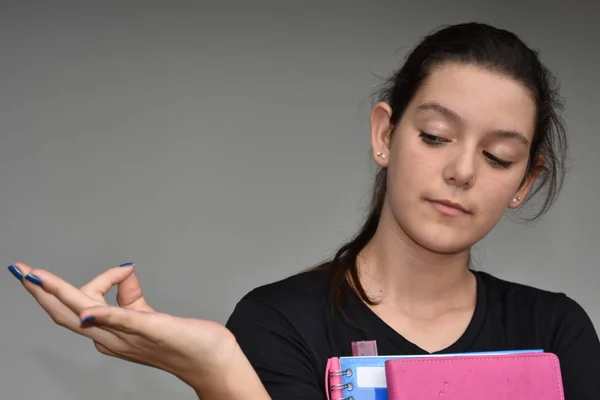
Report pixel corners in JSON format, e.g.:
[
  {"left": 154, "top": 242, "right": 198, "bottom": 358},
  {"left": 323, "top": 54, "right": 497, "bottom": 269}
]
[{"left": 189, "top": 344, "right": 271, "bottom": 400}]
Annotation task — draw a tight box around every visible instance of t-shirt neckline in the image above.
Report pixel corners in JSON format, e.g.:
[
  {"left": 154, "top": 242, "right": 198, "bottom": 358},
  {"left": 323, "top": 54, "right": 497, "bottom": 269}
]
[{"left": 345, "top": 269, "right": 488, "bottom": 355}]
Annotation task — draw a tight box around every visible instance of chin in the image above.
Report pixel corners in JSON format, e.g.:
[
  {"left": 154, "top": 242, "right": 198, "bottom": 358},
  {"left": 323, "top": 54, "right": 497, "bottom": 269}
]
[
  {"left": 420, "top": 239, "right": 472, "bottom": 255},
  {"left": 385, "top": 198, "right": 483, "bottom": 255},
  {"left": 405, "top": 224, "right": 476, "bottom": 255}
]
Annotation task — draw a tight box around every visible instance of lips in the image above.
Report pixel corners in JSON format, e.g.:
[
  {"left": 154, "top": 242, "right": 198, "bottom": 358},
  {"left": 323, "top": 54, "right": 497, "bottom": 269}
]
[{"left": 428, "top": 199, "right": 471, "bottom": 216}]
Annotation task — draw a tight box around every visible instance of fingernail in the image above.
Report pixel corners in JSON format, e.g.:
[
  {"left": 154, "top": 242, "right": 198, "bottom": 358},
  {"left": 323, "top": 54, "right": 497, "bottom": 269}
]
[
  {"left": 119, "top": 262, "right": 135, "bottom": 267},
  {"left": 25, "top": 273, "right": 42, "bottom": 286},
  {"left": 8, "top": 265, "right": 23, "bottom": 281},
  {"left": 81, "top": 316, "right": 95, "bottom": 323}
]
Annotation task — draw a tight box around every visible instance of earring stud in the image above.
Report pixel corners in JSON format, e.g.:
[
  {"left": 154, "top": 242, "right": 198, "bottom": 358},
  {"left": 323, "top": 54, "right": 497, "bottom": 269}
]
[{"left": 513, "top": 196, "right": 521, "bottom": 202}]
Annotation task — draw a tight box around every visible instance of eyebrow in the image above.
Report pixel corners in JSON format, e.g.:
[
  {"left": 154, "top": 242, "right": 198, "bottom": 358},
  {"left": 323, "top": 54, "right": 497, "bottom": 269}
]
[
  {"left": 415, "top": 101, "right": 530, "bottom": 146},
  {"left": 490, "top": 129, "right": 530, "bottom": 146},
  {"left": 416, "top": 102, "right": 463, "bottom": 124}
]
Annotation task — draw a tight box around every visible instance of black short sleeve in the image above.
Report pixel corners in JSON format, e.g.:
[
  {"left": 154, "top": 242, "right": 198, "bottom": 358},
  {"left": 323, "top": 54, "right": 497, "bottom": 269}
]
[
  {"left": 549, "top": 295, "right": 600, "bottom": 399},
  {"left": 225, "top": 295, "right": 326, "bottom": 400}
]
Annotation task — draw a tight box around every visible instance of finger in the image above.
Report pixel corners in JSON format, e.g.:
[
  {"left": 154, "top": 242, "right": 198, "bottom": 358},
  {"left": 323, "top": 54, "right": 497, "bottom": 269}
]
[
  {"left": 79, "top": 264, "right": 135, "bottom": 302},
  {"left": 10, "top": 264, "right": 119, "bottom": 343},
  {"left": 80, "top": 305, "right": 166, "bottom": 342},
  {"left": 116, "top": 268, "right": 152, "bottom": 311},
  {"left": 15, "top": 262, "right": 97, "bottom": 314}
]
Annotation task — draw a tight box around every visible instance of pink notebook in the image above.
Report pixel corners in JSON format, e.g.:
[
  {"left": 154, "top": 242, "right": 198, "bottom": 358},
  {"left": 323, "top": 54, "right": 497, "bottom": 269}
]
[{"left": 385, "top": 352, "right": 564, "bottom": 399}]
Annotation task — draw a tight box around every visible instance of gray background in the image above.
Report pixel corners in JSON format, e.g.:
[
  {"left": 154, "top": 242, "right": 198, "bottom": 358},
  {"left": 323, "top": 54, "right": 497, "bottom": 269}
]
[{"left": 2, "top": 1, "right": 599, "bottom": 399}]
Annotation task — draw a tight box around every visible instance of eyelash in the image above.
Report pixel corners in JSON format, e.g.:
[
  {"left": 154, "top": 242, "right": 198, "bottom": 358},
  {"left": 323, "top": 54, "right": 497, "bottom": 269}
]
[
  {"left": 418, "top": 132, "right": 514, "bottom": 170},
  {"left": 419, "top": 132, "right": 447, "bottom": 147}
]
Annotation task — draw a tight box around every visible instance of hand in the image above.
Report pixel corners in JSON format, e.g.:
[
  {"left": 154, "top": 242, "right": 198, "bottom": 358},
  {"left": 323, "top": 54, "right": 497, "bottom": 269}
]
[{"left": 7, "top": 262, "right": 242, "bottom": 393}]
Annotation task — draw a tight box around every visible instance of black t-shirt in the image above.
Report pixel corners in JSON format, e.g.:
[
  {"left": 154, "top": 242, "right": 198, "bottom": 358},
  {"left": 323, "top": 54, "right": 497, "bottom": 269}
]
[{"left": 226, "top": 264, "right": 600, "bottom": 399}]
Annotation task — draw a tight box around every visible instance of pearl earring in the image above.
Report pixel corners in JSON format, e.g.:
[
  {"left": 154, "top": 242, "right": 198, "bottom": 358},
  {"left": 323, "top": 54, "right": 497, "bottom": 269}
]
[
  {"left": 376, "top": 151, "right": 387, "bottom": 159},
  {"left": 513, "top": 196, "right": 521, "bottom": 202}
]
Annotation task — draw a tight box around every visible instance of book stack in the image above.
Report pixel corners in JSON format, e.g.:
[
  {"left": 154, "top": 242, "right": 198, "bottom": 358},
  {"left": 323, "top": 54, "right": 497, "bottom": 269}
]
[{"left": 325, "top": 350, "right": 564, "bottom": 400}]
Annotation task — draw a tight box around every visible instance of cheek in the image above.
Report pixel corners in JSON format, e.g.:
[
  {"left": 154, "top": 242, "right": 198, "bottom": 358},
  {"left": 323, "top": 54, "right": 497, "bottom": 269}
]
[
  {"left": 477, "top": 180, "right": 518, "bottom": 218},
  {"left": 391, "top": 139, "right": 435, "bottom": 189}
]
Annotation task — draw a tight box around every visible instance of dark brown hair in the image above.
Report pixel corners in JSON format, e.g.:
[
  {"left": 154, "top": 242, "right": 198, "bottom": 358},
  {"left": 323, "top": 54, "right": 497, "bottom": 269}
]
[{"left": 312, "top": 22, "right": 568, "bottom": 317}]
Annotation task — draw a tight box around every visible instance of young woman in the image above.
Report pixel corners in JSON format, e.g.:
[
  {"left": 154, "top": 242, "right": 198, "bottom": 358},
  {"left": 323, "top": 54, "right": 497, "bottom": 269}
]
[{"left": 8, "top": 22, "right": 600, "bottom": 400}]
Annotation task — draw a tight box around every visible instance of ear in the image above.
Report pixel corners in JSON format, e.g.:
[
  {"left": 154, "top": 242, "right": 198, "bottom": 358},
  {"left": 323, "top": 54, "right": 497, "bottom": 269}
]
[
  {"left": 509, "top": 155, "right": 545, "bottom": 208},
  {"left": 370, "top": 102, "right": 394, "bottom": 168}
]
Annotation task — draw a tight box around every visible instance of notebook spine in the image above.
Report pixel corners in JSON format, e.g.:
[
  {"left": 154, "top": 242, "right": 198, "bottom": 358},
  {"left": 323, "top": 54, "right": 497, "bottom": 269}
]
[{"left": 327, "top": 367, "right": 354, "bottom": 400}]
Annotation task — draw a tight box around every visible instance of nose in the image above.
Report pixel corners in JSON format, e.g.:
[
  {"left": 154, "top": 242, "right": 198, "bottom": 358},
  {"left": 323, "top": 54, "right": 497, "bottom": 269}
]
[{"left": 442, "top": 147, "right": 476, "bottom": 189}]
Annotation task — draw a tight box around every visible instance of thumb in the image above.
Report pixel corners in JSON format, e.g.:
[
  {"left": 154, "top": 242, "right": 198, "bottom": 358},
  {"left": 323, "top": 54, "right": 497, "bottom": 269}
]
[
  {"left": 79, "top": 264, "right": 135, "bottom": 301},
  {"left": 117, "top": 268, "right": 152, "bottom": 311}
]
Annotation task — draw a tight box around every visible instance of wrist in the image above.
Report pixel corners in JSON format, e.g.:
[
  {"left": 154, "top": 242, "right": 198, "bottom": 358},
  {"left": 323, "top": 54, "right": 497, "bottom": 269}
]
[
  {"left": 190, "top": 345, "right": 240, "bottom": 394},
  {"left": 188, "top": 339, "right": 270, "bottom": 399},
  {"left": 178, "top": 329, "right": 238, "bottom": 388}
]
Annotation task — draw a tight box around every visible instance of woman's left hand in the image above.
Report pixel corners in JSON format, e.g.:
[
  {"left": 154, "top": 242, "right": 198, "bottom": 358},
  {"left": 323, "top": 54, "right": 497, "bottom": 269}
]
[{"left": 7, "top": 262, "right": 243, "bottom": 394}]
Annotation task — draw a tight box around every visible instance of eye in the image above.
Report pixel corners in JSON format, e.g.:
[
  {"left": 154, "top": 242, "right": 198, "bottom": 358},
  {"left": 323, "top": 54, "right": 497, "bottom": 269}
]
[
  {"left": 483, "top": 151, "right": 514, "bottom": 169},
  {"left": 419, "top": 132, "right": 449, "bottom": 147}
]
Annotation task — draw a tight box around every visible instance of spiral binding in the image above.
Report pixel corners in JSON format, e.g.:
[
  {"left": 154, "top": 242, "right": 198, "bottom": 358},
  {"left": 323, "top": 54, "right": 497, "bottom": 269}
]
[{"left": 328, "top": 369, "right": 354, "bottom": 400}]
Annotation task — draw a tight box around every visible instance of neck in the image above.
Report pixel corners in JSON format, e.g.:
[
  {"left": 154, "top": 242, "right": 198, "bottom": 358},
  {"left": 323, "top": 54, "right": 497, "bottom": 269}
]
[{"left": 357, "top": 205, "right": 475, "bottom": 314}]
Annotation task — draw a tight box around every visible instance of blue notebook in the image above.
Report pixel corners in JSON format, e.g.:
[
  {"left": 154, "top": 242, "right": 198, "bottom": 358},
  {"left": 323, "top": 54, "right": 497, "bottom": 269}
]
[{"left": 325, "top": 349, "right": 543, "bottom": 400}]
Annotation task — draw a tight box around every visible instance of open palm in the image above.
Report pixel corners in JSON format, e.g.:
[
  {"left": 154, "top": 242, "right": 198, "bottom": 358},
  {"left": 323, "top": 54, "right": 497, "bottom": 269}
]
[{"left": 8, "top": 262, "right": 237, "bottom": 389}]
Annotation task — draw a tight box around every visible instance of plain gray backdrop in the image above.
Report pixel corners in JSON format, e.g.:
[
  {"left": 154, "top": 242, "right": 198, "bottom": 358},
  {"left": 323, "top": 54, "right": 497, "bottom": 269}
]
[{"left": 2, "top": 1, "right": 599, "bottom": 398}]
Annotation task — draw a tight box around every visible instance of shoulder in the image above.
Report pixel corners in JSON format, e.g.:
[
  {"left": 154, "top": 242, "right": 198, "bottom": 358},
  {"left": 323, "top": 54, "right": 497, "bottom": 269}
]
[
  {"left": 476, "top": 270, "right": 597, "bottom": 345},
  {"left": 225, "top": 264, "right": 335, "bottom": 378},
  {"left": 226, "top": 263, "right": 334, "bottom": 333},
  {"left": 239, "top": 263, "right": 332, "bottom": 309},
  {"left": 244, "top": 264, "right": 331, "bottom": 300},
  {"left": 476, "top": 272, "right": 600, "bottom": 398},
  {"left": 476, "top": 269, "right": 582, "bottom": 310},
  {"left": 225, "top": 264, "right": 337, "bottom": 398}
]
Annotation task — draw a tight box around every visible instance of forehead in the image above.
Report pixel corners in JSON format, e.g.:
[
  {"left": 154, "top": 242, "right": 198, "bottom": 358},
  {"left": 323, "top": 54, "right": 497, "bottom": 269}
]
[{"left": 409, "top": 63, "right": 537, "bottom": 141}]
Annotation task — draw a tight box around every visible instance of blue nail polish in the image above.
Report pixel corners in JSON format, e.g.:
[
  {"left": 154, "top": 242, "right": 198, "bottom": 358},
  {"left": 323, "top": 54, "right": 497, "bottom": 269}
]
[
  {"left": 119, "top": 262, "right": 135, "bottom": 267},
  {"left": 81, "top": 316, "right": 95, "bottom": 323},
  {"left": 25, "top": 273, "right": 42, "bottom": 286},
  {"left": 8, "top": 265, "right": 23, "bottom": 281}
]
